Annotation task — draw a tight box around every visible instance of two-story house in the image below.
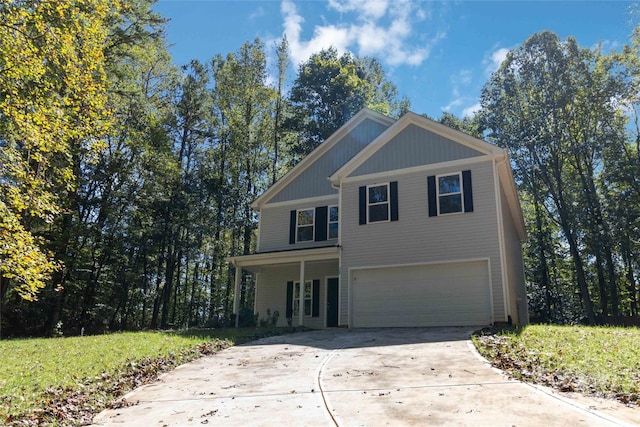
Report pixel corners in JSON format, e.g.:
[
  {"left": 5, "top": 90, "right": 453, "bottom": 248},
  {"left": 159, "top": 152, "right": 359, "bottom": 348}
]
[{"left": 226, "top": 108, "right": 528, "bottom": 328}]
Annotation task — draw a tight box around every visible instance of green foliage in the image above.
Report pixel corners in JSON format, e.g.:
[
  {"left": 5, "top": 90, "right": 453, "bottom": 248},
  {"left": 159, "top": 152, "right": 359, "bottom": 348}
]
[
  {"left": 0, "top": 0, "right": 117, "bottom": 300},
  {"left": 288, "top": 47, "right": 409, "bottom": 157},
  {"left": 259, "top": 309, "right": 280, "bottom": 327},
  {"left": 473, "top": 325, "right": 640, "bottom": 405},
  {"left": 480, "top": 30, "right": 632, "bottom": 324}
]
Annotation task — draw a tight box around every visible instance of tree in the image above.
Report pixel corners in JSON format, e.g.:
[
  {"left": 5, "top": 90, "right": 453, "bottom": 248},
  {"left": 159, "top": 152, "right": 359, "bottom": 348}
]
[
  {"left": 0, "top": 0, "right": 116, "bottom": 301},
  {"left": 272, "top": 36, "right": 290, "bottom": 185},
  {"left": 288, "top": 47, "right": 409, "bottom": 157},
  {"left": 480, "top": 31, "right": 627, "bottom": 324}
]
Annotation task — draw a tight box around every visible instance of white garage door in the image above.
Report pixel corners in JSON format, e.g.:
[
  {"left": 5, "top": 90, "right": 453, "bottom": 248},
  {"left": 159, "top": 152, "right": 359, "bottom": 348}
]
[{"left": 351, "top": 260, "right": 491, "bottom": 328}]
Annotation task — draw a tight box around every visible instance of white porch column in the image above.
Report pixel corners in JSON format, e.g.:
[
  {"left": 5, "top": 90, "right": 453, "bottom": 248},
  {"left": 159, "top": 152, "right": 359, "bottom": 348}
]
[
  {"left": 233, "top": 266, "right": 241, "bottom": 328},
  {"left": 299, "top": 260, "right": 305, "bottom": 326}
]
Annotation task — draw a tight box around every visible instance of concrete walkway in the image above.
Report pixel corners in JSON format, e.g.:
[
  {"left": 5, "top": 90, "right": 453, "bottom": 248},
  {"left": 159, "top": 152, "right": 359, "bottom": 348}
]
[{"left": 92, "top": 328, "right": 640, "bottom": 426}]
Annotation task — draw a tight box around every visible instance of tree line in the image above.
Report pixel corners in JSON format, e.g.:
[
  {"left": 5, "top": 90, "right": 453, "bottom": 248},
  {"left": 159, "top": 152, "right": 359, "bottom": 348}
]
[
  {"left": 2, "top": 1, "right": 640, "bottom": 337},
  {"left": 0, "top": 0, "right": 407, "bottom": 336}
]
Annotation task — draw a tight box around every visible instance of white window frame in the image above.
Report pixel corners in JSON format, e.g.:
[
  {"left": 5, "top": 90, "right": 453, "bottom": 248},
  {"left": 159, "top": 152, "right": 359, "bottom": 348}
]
[
  {"left": 328, "top": 205, "right": 339, "bottom": 239},
  {"left": 367, "top": 183, "right": 390, "bottom": 223},
  {"left": 293, "top": 280, "right": 312, "bottom": 317},
  {"left": 436, "top": 172, "right": 464, "bottom": 216},
  {"left": 296, "top": 208, "right": 315, "bottom": 242}
]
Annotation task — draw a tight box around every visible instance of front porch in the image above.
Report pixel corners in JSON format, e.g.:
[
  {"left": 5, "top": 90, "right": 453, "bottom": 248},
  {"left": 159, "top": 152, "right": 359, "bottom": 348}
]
[{"left": 226, "top": 246, "right": 340, "bottom": 328}]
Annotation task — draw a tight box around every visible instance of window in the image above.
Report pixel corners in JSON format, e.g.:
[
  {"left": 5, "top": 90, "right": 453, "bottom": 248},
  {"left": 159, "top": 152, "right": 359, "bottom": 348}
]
[
  {"left": 293, "top": 281, "right": 312, "bottom": 317},
  {"left": 367, "top": 184, "right": 389, "bottom": 222},
  {"left": 296, "top": 209, "right": 314, "bottom": 242},
  {"left": 437, "top": 173, "right": 463, "bottom": 214},
  {"left": 328, "top": 205, "right": 339, "bottom": 239},
  {"left": 359, "top": 182, "right": 398, "bottom": 224}
]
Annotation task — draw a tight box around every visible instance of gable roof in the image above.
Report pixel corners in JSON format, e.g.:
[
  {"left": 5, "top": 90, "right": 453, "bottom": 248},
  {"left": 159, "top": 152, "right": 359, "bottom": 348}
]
[
  {"left": 328, "top": 111, "right": 526, "bottom": 242},
  {"left": 251, "top": 108, "right": 395, "bottom": 209},
  {"left": 328, "top": 111, "right": 503, "bottom": 184}
]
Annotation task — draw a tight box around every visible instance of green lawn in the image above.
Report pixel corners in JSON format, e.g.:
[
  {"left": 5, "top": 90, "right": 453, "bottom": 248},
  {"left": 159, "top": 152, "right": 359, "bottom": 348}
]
[
  {"left": 0, "top": 327, "right": 303, "bottom": 425},
  {"left": 473, "top": 325, "right": 640, "bottom": 405}
]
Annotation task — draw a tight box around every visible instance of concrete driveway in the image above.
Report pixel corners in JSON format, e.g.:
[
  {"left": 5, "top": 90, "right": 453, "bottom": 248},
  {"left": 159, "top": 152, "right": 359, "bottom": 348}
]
[{"left": 93, "top": 328, "right": 639, "bottom": 426}]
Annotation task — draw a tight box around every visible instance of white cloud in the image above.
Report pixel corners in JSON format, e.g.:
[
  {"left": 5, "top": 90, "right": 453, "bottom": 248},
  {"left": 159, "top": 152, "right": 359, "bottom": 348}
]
[
  {"left": 249, "top": 6, "right": 265, "bottom": 21},
  {"left": 442, "top": 98, "right": 463, "bottom": 112},
  {"left": 441, "top": 69, "right": 473, "bottom": 114},
  {"left": 281, "top": 0, "right": 351, "bottom": 65},
  {"left": 281, "top": 0, "right": 445, "bottom": 67},
  {"left": 328, "top": 0, "right": 389, "bottom": 20},
  {"left": 462, "top": 102, "right": 481, "bottom": 118},
  {"left": 483, "top": 46, "right": 510, "bottom": 75}
]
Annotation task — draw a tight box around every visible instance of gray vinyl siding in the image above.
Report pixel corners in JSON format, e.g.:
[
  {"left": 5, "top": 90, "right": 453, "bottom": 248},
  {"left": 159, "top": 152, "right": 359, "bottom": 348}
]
[
  {"left": 501, "top": 186, "right": 529, "bottom": 325},
  {"left": 258, "top": 198, "right": 339, "bottom": 252},
  {"left": 254, "top": 260, "right": 339, "bottom": 328},
  {"left": 351, "top": 124, "right": 485, "bottom": 177},
  {"left": 339, "top": 159, "right": 505, "bottom": 325},
  {"left": 269, "top": 119, "right": 390, "bottom": 203}
]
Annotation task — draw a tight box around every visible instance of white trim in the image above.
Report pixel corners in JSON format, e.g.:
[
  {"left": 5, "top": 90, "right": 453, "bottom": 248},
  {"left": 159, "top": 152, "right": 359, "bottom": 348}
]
[
  {"left": 328, "top": 205, "right": 339, "bottom": 240},
  {"left": 225, "top": 246, "right": 340, "bottom": 269},
  {"left": 295, "top": 208, "right": 315, "bottom": 243},
  {"left": 435, "top": 171, "right": 464, "bottom": 216},
  {"left": 494, "top": 158, "right": 510, "bottom": 322},
  {"left": 487, "top": 259, "right": 494, "bottom": 323},
  {"left": 366, "top": 182, "right": 391, "bottom": 223},
  {"left": 324, "top": 276, "right": 339, "bottom": 328},
  {"left": 256, "top": 208, "right": 262, "bottom": 252},
  {"left": 233, "top": 266, "right": 241, "bottom": 328},
  {"left": 329, "top": 112, "right": 501, "bottom": 184},
  {"left": 338, "top": 155, "right": 494, "bottom": 185},
  {"left": 348, "top": 257, "right": 492, "bottom": 328},
  {"left": 252, "top": 109, "right": 395, "bottom": 209},
  {"left": 348, "top": 257, "right": 492, "bottom": 272},
  {"left": 298, "top": 262, "right": 305, "bottom": 325},
  {"left": 254, "top": 273, "right": 260, "bottom": 315},
  {"left": 338, "top": 188, "right": 343, "bottom": 246},
  {"left": 261, "top": 194, "right": 338, "bottom": 209}
]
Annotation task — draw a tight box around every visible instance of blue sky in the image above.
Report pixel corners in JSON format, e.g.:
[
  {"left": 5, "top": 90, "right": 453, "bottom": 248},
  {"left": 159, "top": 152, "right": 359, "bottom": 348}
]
[{"left": 153, "top": 1, "right": 635, "bottom": 119}]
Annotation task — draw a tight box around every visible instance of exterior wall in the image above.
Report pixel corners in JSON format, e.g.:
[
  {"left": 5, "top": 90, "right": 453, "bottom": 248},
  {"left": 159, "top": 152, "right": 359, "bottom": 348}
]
[
  {"left": 351, "top": 124, "right": 485, "bottom": 177},
  {"left": 269, "top": 118, "right": 390, "bottom": 203},
  {"left": 254, "top": 260, "right": 339, "bottom": 328},
  {"left": 258, "top": 196, "right": 339, "bottom": 252},
  {"left": 500, "top": 186, "right": 529, "bottom": 325},
  {"left": 339, "top": 159, "right": 504, "bottom": 325}
]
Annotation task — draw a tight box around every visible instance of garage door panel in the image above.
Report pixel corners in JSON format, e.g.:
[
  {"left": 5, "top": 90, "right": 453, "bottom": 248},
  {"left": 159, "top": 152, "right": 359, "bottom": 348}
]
[{"left": 351, "top": 261, "right": 491, "bottom": 328}]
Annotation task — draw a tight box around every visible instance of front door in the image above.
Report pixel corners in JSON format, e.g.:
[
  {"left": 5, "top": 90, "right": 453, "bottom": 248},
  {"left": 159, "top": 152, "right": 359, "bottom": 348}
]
[{"left": 326, "top": 277, "right": 339, "bottom": 327}]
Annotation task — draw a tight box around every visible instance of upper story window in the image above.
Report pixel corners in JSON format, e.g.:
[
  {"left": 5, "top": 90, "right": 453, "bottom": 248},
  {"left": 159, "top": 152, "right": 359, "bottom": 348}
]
[
  {"left": 328, "top": 205, "right": 339, "bottom": 239},
  {"left": 296, "top": 209, "right": 314, "bottom": 242},
  {"left": 358, "top": 182, "right": 398, "bottom": 225},
  {"left": 428, "top": 170, "right": 473, "bottom": 217},
  {"left": 367, "top": 184, "right": 389, "bottom": 222},
  {"left": 437, "top": 173, "right": 463, "bottom": 214}
]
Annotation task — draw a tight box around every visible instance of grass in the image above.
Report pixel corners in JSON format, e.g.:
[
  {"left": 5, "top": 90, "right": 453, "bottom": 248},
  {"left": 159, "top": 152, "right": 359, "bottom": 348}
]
[
  {"left": 0, "top": 327, "right": 304, "bottom": 425},
  {"left": 472, "top": 325, "right": 640, "bottom": 405}
]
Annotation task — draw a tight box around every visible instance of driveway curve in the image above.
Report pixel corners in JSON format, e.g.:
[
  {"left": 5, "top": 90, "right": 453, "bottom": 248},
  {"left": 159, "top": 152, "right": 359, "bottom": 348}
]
[{"left": 92, "top": 328, "right": 638, "bottom": 426}]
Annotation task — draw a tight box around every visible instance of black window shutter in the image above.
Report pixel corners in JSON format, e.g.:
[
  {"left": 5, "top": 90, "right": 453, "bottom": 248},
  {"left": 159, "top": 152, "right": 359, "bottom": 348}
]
[
  {"left": 462, "top": 170, "right": 474, "bottom": 213},
  {"left": 289, "top": 210, "right": 296, "bottom": 244},
  {"left": 390, "top": 181, "right": 399, "bottom": 221},
  {"left": 359, "top": 186, "right": 366, "bottom": 225},
  {"left": 286, "top": 281, "right": 293, "bottom": 318},
  {"left": 312, "top": 280, "right": 320, "bottom": 317},
  {"left": 427, "top": 175, "right": 437, "bottom": 217},
  {"left": 315, "top": 206, "right": 328, "bottom": 241}
]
